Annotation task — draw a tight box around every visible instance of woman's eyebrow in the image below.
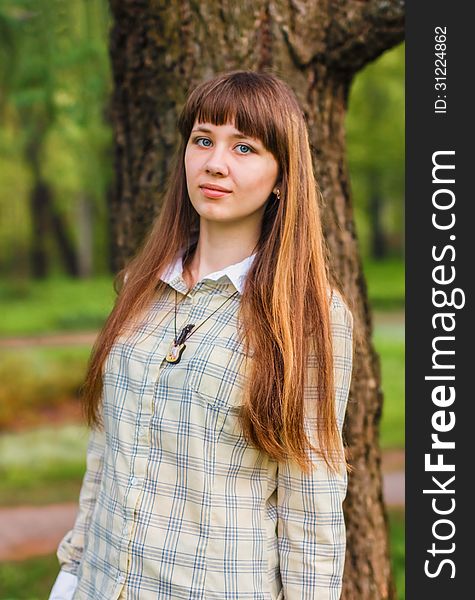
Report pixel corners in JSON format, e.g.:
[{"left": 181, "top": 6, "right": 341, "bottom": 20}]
[{"left": 191, "top": 126, "right": 260, "bottom": 143}]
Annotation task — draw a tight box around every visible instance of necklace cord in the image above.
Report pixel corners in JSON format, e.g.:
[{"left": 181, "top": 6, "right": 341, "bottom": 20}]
[
  {"left": 165, "top": 286, "right": 239, "bottom": 365},
  {"left": 174, "top": 289, "right": 239, "bottom": 346}
]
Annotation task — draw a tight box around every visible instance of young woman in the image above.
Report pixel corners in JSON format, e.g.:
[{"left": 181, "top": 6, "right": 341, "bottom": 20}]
[{"left": 49, "top": 70, "right": 354, "bottom": 600}]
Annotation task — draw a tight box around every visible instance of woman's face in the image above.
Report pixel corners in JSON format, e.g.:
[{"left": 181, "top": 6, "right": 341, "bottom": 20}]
[{"left": 184, "top": 120, "right": 279, "bottom": 227}]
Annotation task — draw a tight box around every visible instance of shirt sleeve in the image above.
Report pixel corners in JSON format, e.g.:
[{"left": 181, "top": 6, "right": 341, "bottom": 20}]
[
  {"left": 277, "top": 294, "right": 354, "bottom": 599},
  {"left": 54, "top": 422, "right": 107, "bottom": 577},
  {"left": 48, "top": 569, "right": 78, "bottom": 600}
]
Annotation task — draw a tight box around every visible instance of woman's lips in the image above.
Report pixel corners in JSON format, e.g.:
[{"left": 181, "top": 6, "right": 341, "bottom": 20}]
[{"left": 200, "top": 186, "right": 231, "bottom": 198}]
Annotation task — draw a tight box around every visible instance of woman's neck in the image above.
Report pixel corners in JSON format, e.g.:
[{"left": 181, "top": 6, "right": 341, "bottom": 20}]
[{"left": 182, "top": 228, "right": 259, "bottom": 290}]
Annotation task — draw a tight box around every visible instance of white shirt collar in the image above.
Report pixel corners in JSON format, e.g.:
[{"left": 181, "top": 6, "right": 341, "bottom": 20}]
[{"left": 160, "top": 249, "right": 257, "bottom": 294}]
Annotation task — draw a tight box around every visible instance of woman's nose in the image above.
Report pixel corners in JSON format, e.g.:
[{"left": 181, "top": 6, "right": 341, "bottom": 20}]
[{"left": 204, "top": 147, "right": 229, "bottom": 176}]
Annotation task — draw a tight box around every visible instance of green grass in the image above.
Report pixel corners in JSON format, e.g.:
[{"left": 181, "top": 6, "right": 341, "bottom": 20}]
[
  {"left": 0, "top": 509, "right": 405, "bottom": 599},
  {"left": 0, "top": 553, "right": 60, "bottom": 600},
  {"left": 0, "top": 275, "right": 115, "bottom": 336},
  {"left": 363, "top": 257, "right": 405, "bottom": 310},
  {"left": 0, "top": 425, "right": 88, "bottom": 507},
  {"left": 374, "top": 317, "right": 405, "bottom": 449}
]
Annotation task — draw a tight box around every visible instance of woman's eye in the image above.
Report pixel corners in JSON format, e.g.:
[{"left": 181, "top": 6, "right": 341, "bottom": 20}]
[
  {"left": 194, "top": 137, "right": 253, "bottom": 154},
  {"left": 236, "top": 144, "right": 252, "bottom": 154},
  {"left": 195, "top": 137, "right": 212, "bottom": 147}
]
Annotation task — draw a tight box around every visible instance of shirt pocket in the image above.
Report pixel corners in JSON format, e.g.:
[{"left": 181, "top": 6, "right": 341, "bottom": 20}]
[{"left": 187, "top": 342, "right": 249, "bottom": 432}]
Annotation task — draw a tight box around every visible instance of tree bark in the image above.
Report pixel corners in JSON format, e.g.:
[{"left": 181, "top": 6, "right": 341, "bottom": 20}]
[{"left": 107, "top": 1, "right": 405, "bottom": 598}]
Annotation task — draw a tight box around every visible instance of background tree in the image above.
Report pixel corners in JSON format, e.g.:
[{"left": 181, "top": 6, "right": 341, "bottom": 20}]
[
  {"left": 346, "top": 44, "right": 405, "bottom": 260},
  {"left": 0, "top": 0, "right": 112, "bottom": 278},
  {"left": 0, "top": 1, "right": 78, "bottom": 278}
]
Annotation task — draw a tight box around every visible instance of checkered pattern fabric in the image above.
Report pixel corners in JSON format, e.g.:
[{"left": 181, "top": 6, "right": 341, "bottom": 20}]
[{"left": 56, "top": 257, "right": 353, "bottom": 600}]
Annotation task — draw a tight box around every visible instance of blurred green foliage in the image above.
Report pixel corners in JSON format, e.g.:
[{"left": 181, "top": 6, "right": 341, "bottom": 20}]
[
  {"left": 347, "top": 43, "right": 405, "bottom": 259},
  {"left": 0, "top": 0, "right": 113, "bottom": 277}
]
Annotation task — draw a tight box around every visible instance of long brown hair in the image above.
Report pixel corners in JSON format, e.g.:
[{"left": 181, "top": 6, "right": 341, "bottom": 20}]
[{"left": 82, "top": 70, "right": 347, "bottom": 475}]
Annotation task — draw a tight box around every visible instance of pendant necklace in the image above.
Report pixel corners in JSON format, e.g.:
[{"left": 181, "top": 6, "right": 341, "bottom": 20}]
[{"left": 165, "top": 288, "right": 239, "bottom": 364}]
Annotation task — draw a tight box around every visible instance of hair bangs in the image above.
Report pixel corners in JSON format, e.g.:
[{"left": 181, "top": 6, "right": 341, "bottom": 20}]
[{"left": 178, "top": 71, "right": 282, "bottom": 156}]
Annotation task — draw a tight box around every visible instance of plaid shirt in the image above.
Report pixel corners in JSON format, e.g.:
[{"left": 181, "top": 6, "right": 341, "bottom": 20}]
[{"left": 53, "top": 251, "right": 353, "bottom": 600}]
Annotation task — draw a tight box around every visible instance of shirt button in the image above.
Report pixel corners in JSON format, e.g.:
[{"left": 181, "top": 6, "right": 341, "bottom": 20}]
[
  {"left": 130, "top": 476, "right": 137, "bottom": 486},
  {"left": 139, "top": 426, "right": 147, "bottom": 437},
  {"left": 118, "top": 572, "right": 126, "bottom": 584}
]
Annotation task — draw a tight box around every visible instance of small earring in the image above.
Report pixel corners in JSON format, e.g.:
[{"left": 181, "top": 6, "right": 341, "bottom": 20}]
[{"left": 274, "top": 188, "right": 281, "bottom": 200}]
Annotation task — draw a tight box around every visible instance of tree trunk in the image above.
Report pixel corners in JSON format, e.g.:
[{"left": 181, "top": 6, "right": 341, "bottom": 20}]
[
  {"left": 24, "top": 125, "right": 80, "bottom": 278},
  {"left": 25, "top": 129, "right": 50, "bottom": 279},
  {"left": 369, "top": 169, "right": 387, "bottom": 260},
  {"left": 29, "top": 180, "right": 50, "bottom": 279},
  {"left": 107, "top": 1, "right": 405, "bottom": 598},
  {"left": 49, "top": 199, "right": 80, "bottom": 277}
]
